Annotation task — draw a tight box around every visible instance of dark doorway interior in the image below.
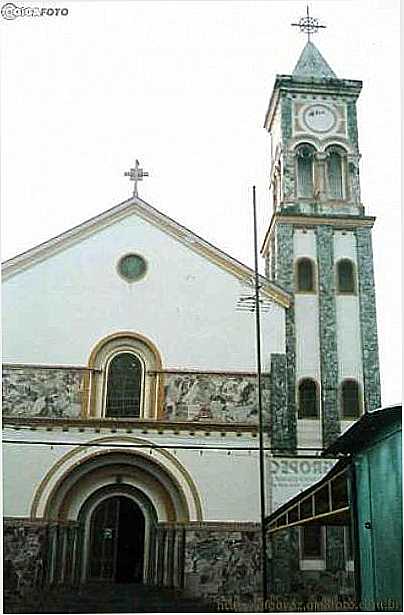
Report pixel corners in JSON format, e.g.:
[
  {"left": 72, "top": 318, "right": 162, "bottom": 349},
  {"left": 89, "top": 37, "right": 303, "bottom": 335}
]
[
  {"left": 89, "top": 496, "right": 145, "bottom": 583},
  {"left": 116, "top": 497, "right": 145, "bottom": 582}
]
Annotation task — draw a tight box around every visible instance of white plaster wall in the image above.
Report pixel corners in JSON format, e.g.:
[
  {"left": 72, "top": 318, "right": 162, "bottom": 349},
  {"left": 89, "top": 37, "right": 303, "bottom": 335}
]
[
  {"left": 3, "top": 212, "right": 285, "bottom": 370},
  {"left": 334, "top": 231, "right": 364, "bottom": 386},
  {"left": 2, "top": 428, "right": 262, "bottom": 522},
  {"left": 293, "top": 230, "right": 322, "bottom": 448}
]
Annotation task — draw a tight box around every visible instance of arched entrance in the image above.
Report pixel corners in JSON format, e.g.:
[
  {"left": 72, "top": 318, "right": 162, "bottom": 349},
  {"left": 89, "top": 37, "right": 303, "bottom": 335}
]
[
  {"left": 31, "top": 440, "right": 203, "bottom": 588},
  {"left": 88, "top": 496, "right": 145, "bottom": 583}
]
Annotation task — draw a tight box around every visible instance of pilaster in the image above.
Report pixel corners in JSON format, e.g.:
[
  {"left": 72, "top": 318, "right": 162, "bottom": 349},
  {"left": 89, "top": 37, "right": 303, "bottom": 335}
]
[
  {"left": 270, "top": 353, "right": 296, "bottom": 452},
  {"left": 316, "top": 225, "right": 340, "bottom": 447},
  {"left": 355, "top": 227, "right": 381, "bottom": 411},
  {"left": 275, "top": 223, "right": 297, "bottom": 451}
]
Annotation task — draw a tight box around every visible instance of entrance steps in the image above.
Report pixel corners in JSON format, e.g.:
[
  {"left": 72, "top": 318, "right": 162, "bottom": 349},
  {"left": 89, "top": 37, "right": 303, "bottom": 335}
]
[{"left": 10, "top": 582, "right": 217, "bottom": 613}]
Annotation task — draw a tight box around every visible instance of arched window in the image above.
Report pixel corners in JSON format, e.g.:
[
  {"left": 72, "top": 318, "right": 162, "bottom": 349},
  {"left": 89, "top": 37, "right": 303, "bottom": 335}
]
[
  {"left": 296, "top": 258, "right": 315, "bottom": 292},
  {"left": 341, "top": 380, "right": 361, "bottom": 419},
  {"left": 337, "top": 259, "right": 356, "bottom": 294},
  {"left": 298, "top": 379, "right": 319, "bottom": 419},
  {"left": 296, "top": 144, "right": 315, "bottom": 198},
  {"left": 326, "top": 147, "right": 345, "bottom": 199},
  {"left": 87, "top": 332, "right": 163, "bottom": 420},
  {"left": 105, "top": 352, "right": 143, "bottom": 418}
]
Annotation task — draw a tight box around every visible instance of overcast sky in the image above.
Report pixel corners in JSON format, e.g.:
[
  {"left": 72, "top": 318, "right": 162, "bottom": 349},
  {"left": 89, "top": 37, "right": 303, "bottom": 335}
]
[{"left": 1, "top": 0, "right": 401, "bottom": 405}]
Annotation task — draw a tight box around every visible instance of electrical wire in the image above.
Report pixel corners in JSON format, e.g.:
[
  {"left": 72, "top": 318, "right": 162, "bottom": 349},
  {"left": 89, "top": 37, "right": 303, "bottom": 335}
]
[{"left": 2, "top": 437, "right": 339, "bottom": 457}]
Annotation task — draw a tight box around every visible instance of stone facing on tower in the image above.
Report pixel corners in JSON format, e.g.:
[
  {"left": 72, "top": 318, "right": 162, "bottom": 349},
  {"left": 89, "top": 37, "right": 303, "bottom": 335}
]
[
  {"left": 274, "top": 223, "right": 297, "bottom": 453},
  {"left": 316, "top": 225, "right": 340, "bottom": 447},
  {"left": 355, "top": 227, "right": 382, "bottom": 412}
]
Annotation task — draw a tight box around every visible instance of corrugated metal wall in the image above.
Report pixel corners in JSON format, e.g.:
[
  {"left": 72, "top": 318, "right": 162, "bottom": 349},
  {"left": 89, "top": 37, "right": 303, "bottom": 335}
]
[{"left": 354, "top": 420, "right": 402, "bottom": 610}]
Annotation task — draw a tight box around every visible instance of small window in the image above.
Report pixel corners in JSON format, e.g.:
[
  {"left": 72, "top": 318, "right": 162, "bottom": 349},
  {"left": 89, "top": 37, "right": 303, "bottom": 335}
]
[
  {"left": 298, "top": 379, "right": 318, "bottom": 419},
  {"left": 337, "top": 259, "right": 355, "bottom": 294},
  {"left": 105, "top": 352, "right": 142, "bottom": 418},
  {"left": 327, "top": 149, "right": 344, "bottom": 199},
  {"left": 296, "top": 145, "right": 315, "bottom": 198},
  {"left": 301, "top": 526, "right": 323, "bottom": 559},
  {"left": 117, "top": 254, "right": 147, "bottom": 282},
  {"left": 296, "top": 258, "right": 315, "bottom": 292},
  {"left": 341, "top": 380, "right": 361, "bottom": 419}
]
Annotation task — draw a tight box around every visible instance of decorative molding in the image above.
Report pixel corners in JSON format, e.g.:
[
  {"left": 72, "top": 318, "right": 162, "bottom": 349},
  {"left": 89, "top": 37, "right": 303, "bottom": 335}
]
[
  {"left": 3, "top": 415, "right": 260, "bottom": 434},
  {"left": 2, "top": 196, "right": 290, "bottom": 308},
  {"left": 261, "top": 212, "right": 375, "bottom": 256},
  {"left": 30, "top": 435, "right": 204, "bottom": 522},
  {"left": 148, "top": 368, "right": 265, "bottom": 377},
  {"left": 86, "top": 331, "right": 164, "bottom": 421},
  {"left": 3, "top": 363, "right": 97, "bottom": 371}
]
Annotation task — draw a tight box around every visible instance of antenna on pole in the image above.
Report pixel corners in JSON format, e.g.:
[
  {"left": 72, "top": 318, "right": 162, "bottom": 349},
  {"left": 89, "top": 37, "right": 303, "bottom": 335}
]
[{"left": 252, "top": 185, "right": 268, "bottom": 610}]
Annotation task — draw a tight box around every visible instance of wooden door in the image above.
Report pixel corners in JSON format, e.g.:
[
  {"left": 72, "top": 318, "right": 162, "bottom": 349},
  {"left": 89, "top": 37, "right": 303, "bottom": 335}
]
[{"left": 88, "top": 497, "right": 120, "bottom": 581}]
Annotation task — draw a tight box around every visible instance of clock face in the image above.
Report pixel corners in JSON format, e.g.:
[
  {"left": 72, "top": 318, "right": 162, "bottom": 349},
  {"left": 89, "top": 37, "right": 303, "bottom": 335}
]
[{"left": 303, "top": 104, "right": 336, "bottom": 133}]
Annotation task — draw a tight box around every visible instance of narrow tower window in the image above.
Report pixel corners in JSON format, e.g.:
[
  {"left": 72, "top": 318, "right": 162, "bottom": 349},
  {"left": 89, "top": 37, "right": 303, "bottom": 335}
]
[
  {"left": 337, "top": 259, "right": 355, "bottom": 294},
  {"left": 298, "top": 379, "right": 318, "bottom": 419},
  {"left": 296, "top": 145, "right": 315, "bottom": 198},
  {"left": 296, "top": 258, "right": 315, "bottom": 292},
  {"left": 341, "top": 380, "right": 361, "bottom": 419},
  {"left": 105, "top": 352, "right": 142, "bottom": 418},
  {"left": 327, "top": 150, "right": 344, "bottom": 199}
]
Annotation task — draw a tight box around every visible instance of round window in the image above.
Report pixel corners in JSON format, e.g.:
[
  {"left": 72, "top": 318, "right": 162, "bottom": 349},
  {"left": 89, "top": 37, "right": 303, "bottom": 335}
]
[{"left": 117, "top": 254, "right": 147, "bottom": 282}]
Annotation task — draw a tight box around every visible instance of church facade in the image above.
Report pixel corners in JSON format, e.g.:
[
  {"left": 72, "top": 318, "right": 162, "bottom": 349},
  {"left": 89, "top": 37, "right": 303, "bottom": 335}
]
[{"left": 2, "top": 39, "right": 380, "bottom": 609}]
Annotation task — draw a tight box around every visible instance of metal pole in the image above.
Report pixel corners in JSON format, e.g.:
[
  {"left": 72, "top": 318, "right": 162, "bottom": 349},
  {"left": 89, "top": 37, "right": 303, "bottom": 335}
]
[{"left": 253, "top": 185, "right": 268, "bottom": 610}]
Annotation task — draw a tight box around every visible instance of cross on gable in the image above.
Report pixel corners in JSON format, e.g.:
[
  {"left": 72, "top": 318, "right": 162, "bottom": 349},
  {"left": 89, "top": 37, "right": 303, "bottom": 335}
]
[{"left": 124, "top": 160, "right": 149, "bottom": 196}]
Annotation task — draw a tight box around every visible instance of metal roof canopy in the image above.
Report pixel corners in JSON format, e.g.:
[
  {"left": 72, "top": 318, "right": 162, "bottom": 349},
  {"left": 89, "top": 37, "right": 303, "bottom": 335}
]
[
  {"left": 324, "top": 404, "right": 402, "bottom": 456},
  {"left": 266, "top": 458, "right": 350, "bottom": 534}
]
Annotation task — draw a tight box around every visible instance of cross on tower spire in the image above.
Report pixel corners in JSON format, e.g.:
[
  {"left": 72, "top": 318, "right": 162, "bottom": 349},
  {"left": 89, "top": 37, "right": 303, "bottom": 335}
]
[
  {"left": 291, "top": 5, "right": 326, "bottom": 42},
  {"left": 124, "top": 159, "right": 149, "bottom": 197}
]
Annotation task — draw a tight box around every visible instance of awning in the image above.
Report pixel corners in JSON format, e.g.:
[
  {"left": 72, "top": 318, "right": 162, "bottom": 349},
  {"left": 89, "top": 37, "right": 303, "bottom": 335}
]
[{"left": 266, "top": 458, "right": 350, "bottom": 534}]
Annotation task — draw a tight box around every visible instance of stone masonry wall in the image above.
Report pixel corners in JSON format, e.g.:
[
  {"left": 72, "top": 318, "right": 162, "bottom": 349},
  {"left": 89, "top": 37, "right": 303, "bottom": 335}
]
[
  {"left": 268, "top": 526, "right": 355, "bottom": 611},
  {"left": 2, "top": 366, "right": 270, "bottom": 425},
  {"left": 163, "top": 373, "right": 270, "bottom": 424},
  {"left": 3, "top": 519, "right": 49, "bottom": 612},
  {"left": 183, "top": 525, "right": 261, "bottom": 603},
  {"left": 2, "top": 366, "right": 85, "bottom": 419},
  {"left": 355, "top": 228, "right": 381, "bottom": 411}
]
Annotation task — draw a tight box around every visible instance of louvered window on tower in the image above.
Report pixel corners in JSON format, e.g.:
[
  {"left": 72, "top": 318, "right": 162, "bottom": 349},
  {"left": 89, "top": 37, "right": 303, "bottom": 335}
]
[
  {"left": 106, "top": 352, "right": 142, "bottom": 417},
  {"left": 296, "top": 145, "right": 315, "bottom": 197},
  {"left": 327, "top": 150, "right": 344, "bottom": 199},
  {"left": 298, "top": 379, "right": 318, "bottom": 418}
]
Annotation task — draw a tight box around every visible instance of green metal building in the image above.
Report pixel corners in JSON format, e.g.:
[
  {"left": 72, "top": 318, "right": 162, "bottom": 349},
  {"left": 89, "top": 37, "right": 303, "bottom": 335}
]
[
  {"left": 266, "top": 405, "right": 402, "bottom": 611},
  {"left": 326, "top": 404, "right": 402, "bottom": 611}
]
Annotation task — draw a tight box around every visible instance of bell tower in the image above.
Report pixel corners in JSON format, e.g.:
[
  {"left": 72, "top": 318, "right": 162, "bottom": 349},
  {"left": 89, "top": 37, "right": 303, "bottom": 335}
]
[{"left": 262, "top": 19, "right": 381, "bottom": 450}]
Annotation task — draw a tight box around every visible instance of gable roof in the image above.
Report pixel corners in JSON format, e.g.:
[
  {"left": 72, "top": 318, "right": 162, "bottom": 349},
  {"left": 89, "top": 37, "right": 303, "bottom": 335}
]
[
  {"left": 292, "top": 41, "right": 337, "bottom": 79},
  {"left": 2, "top": 195, "right": 291, "bottom": 308}
]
